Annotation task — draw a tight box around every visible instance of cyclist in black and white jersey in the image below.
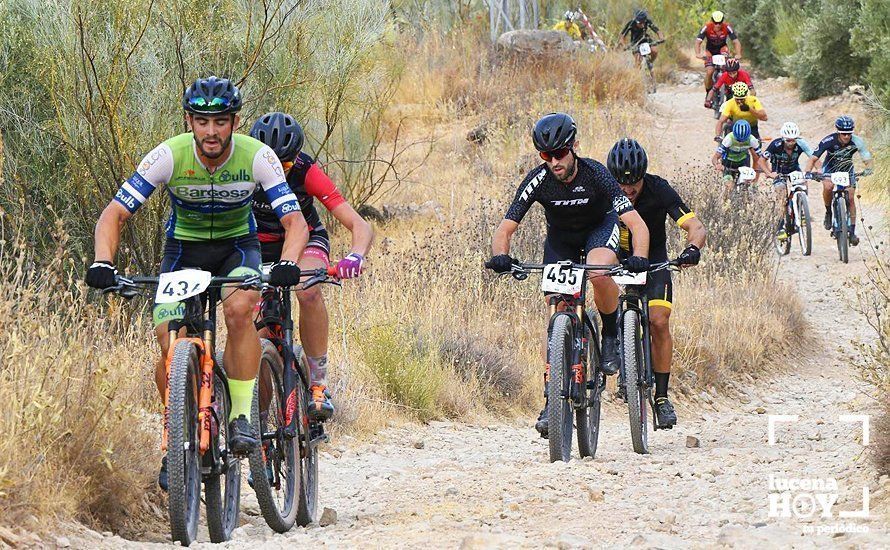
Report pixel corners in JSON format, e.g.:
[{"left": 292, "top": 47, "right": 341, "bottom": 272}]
[{"left": 487, "top": 112, "right": 651, "bottom": 438}]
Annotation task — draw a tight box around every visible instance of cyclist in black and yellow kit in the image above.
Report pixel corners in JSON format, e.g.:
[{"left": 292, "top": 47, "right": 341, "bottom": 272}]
[{"left": 606, "top": 139, "right": 707, "bottom": 427}]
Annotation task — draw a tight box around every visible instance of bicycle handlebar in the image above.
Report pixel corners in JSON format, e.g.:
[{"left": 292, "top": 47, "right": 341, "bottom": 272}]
[
  {"left": 805, "top": 170, "right": 868, "bottom": 179},
  {"left": 489, "top": 259, "right": 681, "bottom": 281},
  {"left": 625, "top": 39, "right": 665, "bottom": 51}
]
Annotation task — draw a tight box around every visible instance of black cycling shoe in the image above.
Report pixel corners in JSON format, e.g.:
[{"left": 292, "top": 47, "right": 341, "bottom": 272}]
[
  {"left": 534, "top": 407, "right": 549, "bottom": 439},
  {"left": 600, "top": 335, "right": 620, "bottom": 375},
  {"left": 228, "top": 415, "right": 260, "bottom": 456},
  {"left": 158, "top": 456, "right": 168, "bottom": 492},
  {"left": 849, "top": 232, "right": 860, "bottom": 246},
  {"left": 823, "top": 210, "right": 833, "bottom": 230},
  {"left": 655, "top": 397, "right": 678, "bottom": 428}
]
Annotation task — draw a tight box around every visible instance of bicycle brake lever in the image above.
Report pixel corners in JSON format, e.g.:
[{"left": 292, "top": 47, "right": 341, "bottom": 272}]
[{"left": 510, "top": 267, "right": 529, "bottom": 281}]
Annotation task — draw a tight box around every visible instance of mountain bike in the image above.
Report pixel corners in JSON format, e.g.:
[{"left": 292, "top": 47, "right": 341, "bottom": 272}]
[
  {"left": 488, "top": 259, "right": 617, "bottom": 462},
  {"left": 720, "top": 164, "right": 758, "bottom": 197},
  {"left": 109, "top": 271, "right": 264, "bottom": 546},
  {"left": 627, "top": 39, "right": 665, "bottom": 94},
  {"left": 238, "top": 266, "right": 339, "bottom": 532},
  {"left": 809, "top": 170, "right": 866, "bottom": 263},
  {"left": 613, "top": 261, "right": 680, "bottom": 454},
  {"left": 773, "top": 171, "right": 813, "bottom": 256}
]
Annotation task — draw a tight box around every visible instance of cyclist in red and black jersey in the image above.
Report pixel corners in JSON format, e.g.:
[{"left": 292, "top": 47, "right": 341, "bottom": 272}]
[
  {"left": 694, "top": 11, "right": 743, "bottom": 96},
  {"left": 705, "top": 58, "right": 754, "bottom": 109},
  {"left": 251, "top": 112, "right": 374, "bottom": 421}
]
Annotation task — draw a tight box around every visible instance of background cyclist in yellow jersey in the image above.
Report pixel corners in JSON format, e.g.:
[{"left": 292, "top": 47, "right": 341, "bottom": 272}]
[
  {"left": 715, "top": 82, "right": 768, "bottom": 140},
  {"left": 553, "top": 10, "right": 583, "bottom": 41}
]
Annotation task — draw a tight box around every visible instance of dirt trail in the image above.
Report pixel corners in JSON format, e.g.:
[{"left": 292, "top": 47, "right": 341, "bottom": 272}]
[{"left": 80, "top": 80, "right": 888, "bottom": 549}]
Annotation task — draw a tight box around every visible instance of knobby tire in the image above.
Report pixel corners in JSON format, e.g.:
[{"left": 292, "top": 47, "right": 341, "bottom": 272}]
[
  {"left": 167, "top": 340, "right": 202, "bottom": 546},
  {"left": 622, "top": 310, "right": 649, "bottom": 454},
  {"left": 547, "top": 315, "right": 574, "bottom": 463},
  {"left": 205, "top": 372, "right": 241, "bottom": 543},
  {"left": 576, "top": 311, "right": 602, "bottom": 458}
]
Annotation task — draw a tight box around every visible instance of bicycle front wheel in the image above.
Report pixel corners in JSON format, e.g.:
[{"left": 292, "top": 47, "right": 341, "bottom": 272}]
[
  {"left": 577, "top": 312, "right": 602, "bottom": 459},
  {"left": 547, "top": 314, "right": 574, "bottom": 463},
  {"left": 295, "top": 345, "right": 320, "bottom": 526},
  {"left": 622, "top": 310, "right": 649, "bottom": 454},
  {"left": 248, "top": 340, "right": 299, "bottom": 532},
  {"left": 835, "top": 197, "right": 849, "bottom": 263},
  {"left": 167, "top": 340, "right": 202, "bottom": 546},
  {"left": 205, "top": 371, "right": 241, "bottom": 543},
  {"left": 795, "top": 192, "right": 812, "bottom": 256}
]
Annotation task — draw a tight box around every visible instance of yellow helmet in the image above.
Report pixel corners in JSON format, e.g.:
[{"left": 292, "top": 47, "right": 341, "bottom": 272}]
[
  {"left": 731, "top": 82, "right": 749, "bottom": 98},
  {"left": 712, "top": 10, "right": 725, "bottom": 23}
]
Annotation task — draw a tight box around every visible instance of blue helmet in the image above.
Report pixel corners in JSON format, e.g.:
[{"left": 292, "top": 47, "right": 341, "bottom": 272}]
[
  {"left": 732, "top": 119, "right": 751, "bottom": 142},
  {"left": 835, "top": 115, "right": 855, "bottom": 133}
]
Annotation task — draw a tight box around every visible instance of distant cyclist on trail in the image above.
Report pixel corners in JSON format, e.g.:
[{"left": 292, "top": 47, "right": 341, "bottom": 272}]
[
  {"left": 705, "top": 58, "right": 754, "bottom": 109},
  {"left": 805, "top": 115, "right": 875, "bottom": 246},
  {"left": 553, "top": 10, "right": 583, "bottom": 41},
  {"left": 695, "top": 11, "right": 743, "bottom": 100},
  {"left": 619, "top": 9, "right": 665, "bottom": 64},
  {"left": 763, "top": 122, "right": 817, "bottom": 241},
  {"left": 715, "top": 82, "right": 767, "bottom": 140},
  {"left": 606, "top": 138, "right": 706, "bottom": 428}
]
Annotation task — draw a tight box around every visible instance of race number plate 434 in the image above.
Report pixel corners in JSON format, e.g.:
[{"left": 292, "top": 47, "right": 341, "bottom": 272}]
[
  {"left": 541, "top": 264, "right": 584, "bottom": 295},
  {"left": 156, "top": 269, "right": 212, "bottom": 304}
]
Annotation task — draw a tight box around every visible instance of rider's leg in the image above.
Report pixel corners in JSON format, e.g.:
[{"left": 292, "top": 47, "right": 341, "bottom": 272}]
[
  {"left": 649, "top": 305, "right": 672, "bottom": 387},
  {"left": 774, "top": 182, "right": 787, "bottom": 230},
  {"left": 296, "top": 251, "right": 330, "bottom": 385},
  {"left": 586, "top": 247, "right": 620, "bottom": 333},
  {"left": 650, "top": 44, "right": 659, "bottom": 62},
  {"left": 705, "top": 66, "right": 715, "bottom": 91},
  {"left": 822, "top": 179, "right": 834, "bottom": 229},
  {"left": 222, "top": 287, "right": 263, "bottom": 421}
]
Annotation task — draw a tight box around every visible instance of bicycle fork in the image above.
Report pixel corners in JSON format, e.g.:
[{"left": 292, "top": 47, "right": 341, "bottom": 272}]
[{"left": 162, "top": 320, "right": 215, "bottom": 454}]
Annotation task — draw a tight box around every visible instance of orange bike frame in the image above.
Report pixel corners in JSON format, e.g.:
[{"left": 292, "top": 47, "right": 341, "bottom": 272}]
[{"left": 161, "top": 327, "right": 215, "bottom": 454}]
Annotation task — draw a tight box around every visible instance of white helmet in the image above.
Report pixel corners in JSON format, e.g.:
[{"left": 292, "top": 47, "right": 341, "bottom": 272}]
[{"left": 780, "top": 121, "right": 801, "bottom": 139}]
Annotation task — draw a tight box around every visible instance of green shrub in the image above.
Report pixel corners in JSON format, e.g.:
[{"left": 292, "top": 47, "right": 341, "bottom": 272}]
[
  {"left": 359, "top": 324, "right": 445, "bottom": 420},
  {"left": 851, "top": 0, "right": 890, "bottom": 109}
]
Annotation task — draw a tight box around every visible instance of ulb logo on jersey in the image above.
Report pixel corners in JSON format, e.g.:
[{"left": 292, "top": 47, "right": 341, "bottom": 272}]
[{"left": 218, "top": 169, "right": 251, "bottom": 183}]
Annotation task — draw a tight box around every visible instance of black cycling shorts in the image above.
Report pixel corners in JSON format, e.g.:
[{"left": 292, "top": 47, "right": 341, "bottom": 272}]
[
  {"left": 642, "top": 268, "right": 673, "bottom": 310},
  {"left": 543, "top": 210, "right": 620, "bottom": 263},
  {"left": 152, "top": 234, "right": 262, "bottom": 326}
]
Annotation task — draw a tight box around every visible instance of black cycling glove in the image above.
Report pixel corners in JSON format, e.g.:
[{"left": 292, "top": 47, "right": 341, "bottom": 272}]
[
  {"left": 269, "top": 260, "right": 302, "bottom": 287},
  {"left": 624, "top": 256, "right": 650, "bottom": 273},
  {"left": 85, "top": 261, "right": 118, "bottom": 289},
  {"left": 739, "top": 103, "right": 750, "bottom": 112},
  {"left": 677, "top": 244, "right": 701, "bottom": 266},
  {"left": 486, "top": 254, "right": 516, "bottom": 274}
]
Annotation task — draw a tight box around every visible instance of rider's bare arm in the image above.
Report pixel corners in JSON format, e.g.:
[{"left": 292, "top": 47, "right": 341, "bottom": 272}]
[
  {"left": 93, "top": 201, "right": 132, "bottom": 263},
  {"left": 492, "top": 219, "right": 520, "bottom": 256},
  {"left": 694, "top": 38, "right": 703, "bottom": 57},
  {"left": 619, "top": 210, "right": 650, "bottom": 258},
  {"left": 680, "top": 216, "right": 706, "bottom": 249},
  {"left": 752, "top": 107, "right": 768, "bottom": 121},
  {"left": 711, "top": 150, "right": 724, "bottom": 170},
  {"left": 732, "top": 39, "right": 743, "bottom": 59},
  {"left": 715, "top": 115, "right": 730, "bottom": 137},
  {"left": 278, "top": 212, "right": 310, "bottom": 264},
  {"left": 330, "top": 203, "right": 374, "bottom": 257}
]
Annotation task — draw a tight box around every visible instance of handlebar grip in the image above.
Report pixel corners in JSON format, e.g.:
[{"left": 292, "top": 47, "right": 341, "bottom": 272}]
[{"left": 327, "top": 265, "right": 338, "bottom": 277}]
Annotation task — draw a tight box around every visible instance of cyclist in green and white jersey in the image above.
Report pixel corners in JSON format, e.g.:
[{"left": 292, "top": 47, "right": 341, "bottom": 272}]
[
  {"left": 85, "top": 76, "right": 310, "bottom": 490},
  {"left": 711, "top": 120, "right": 768, "bottom": 193}
]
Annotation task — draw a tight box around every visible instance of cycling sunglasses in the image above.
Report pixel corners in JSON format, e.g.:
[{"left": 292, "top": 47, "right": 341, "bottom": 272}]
[
  {"left": 187, "top": 96, "right": 232, "bottom": 113},
  {"left": 540, "top": 147, "right": 573, "bottom": 162}
]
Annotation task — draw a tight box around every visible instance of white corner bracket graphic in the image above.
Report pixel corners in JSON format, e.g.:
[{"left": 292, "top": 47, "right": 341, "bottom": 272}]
[
  {"left": 839, "top": 414, "right": 870, "bottom": 445},
  {"left": 768, "top": 414, "right": 799, "bottom": 446}
]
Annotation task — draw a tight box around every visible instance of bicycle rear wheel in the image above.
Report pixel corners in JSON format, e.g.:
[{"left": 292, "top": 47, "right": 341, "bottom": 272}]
[
  {"left": 795, "top": 192, "right": 812, "bottom": 256},
  {"left": 167, "top": 340, "right": 202, "bottom": 546},
  {"left": 546, "top": 314, "right": 574, "bottom": 462},
  {"left": 835, "top": 197, "right": 849, "bottom": 263},
  {"left": 577, "top": 312, "right": 602, "bottom": 458},
  {"left": 248, "top": 340, "right": 299, "bottom": 532},
  {"left": 205, "top": 372, "right": 241, "bottom": 543},
  {"left": 295, "top": 345, "right": 320, "bottom": 526},
  {"left": 622, "top": 310, "right": 649, "bottom": 454}
]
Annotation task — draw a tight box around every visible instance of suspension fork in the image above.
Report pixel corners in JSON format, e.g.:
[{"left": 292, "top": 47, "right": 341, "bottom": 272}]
[{"left": 278, "top": 289, "right": 302, "bottom": 436}]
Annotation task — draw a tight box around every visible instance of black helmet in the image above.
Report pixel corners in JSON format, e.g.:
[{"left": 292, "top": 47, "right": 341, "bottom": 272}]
[
  {"left": 725, "top": 58, "right": 740, "bottom": 72},
  {"left": 532, "top": 112, "right": 577, "bottom": 152},
  {"left": 634, "top": 9, "right": 648, "bottom": 21},
  {"left": 182, "top": 76, "right": 242, "bottom": 115},
  {"left": 249, "top": 112, "right": 304, "bottom": 162},
  {"left": 607, "top": 138, "right": 648, "bottom": 184}
]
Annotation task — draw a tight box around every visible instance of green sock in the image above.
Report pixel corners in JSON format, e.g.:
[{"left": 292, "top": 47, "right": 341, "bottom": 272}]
[{"left": 227, "top": 378, "right": 255, "bottom": 422}]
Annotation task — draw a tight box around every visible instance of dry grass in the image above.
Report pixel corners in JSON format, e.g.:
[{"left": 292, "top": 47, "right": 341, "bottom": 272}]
[{"left": 0, "top": 218, "right": 164, "bottom": 536}]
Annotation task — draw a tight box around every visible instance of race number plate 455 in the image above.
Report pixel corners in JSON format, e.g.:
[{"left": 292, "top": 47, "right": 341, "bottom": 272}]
[
  {"left": 638, "top": 42, "right": 652, "bottom": 56},
  {"left": 156, "top": 269, "right": 212, "bottom": 304},
  {"left": 541, "top": 264, "right": 584, "bottom": 295}
]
